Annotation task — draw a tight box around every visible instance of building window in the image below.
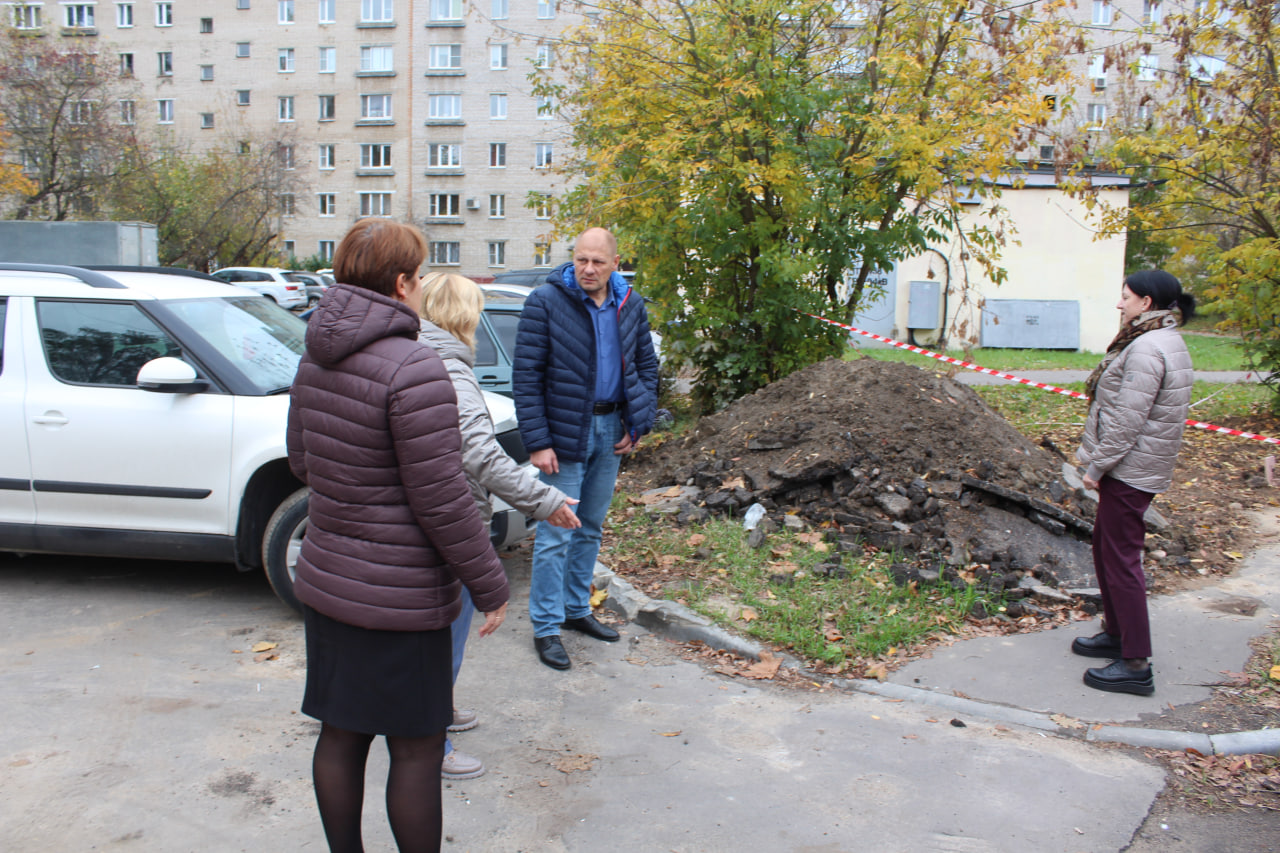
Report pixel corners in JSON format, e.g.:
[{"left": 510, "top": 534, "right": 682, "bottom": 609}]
[
  {"left": 282, "top": 240, "right": 295, "bottom": 256},
  {"left": 277, "top": 0, "right": 293, "bottom": 23},
  {"left": 1142, "top": 1, "right": 1160, "bottom": 24},
  {"left": 1089, "top": 56, "right": 1105, "bottom": 91},
  {"left": 536, "top": 0, "right": 553, "bottom": 19},
  {"left": 238, "top": 141, "right": 251, "bottom": 154},
  {"left": 279, "top": 144, "right": 296, "bottom": 169},
  {"left": 200, "top": 112, "right": 215, "bottom": 128},
  {"left": 489, "top": 143, "right": 506, "bottom": 167},
  {"left": 318, "top": 144, "right": 335, "bottom": 169},
  {"left": 491, "top": 0, "right": 507, "bottom": 19},
  {"left": 278, "top": 48, "right": 295, "bottom": 73},
  {"left": 199, "top": 16, "right": 212, "bottom": 32},
  {"left": 360, "top": 192, "right": 393, "bottom": 217},
  {"left": 490, "top": 45, "right": 507, "bottom": 70},
  {"left": 119, "top": 99, "right": 135, "bottom": 125},
  {"left": 429, "top": 194, "right": 460, "bottom": 217},
  {"left": 279, "top": 193, "right": 296, "bottom": 216},
  {"left": 535, "top": 143, "right": 553, "bottom": 168},
  {"left": 535, "top": 44, "right": 552, "bottom": 68},
  {"left": 11, "top": 3, "right": 42, "bottom": 29},
  {"left": 65, "top": 4, "right": 95, "bottom": 28},
  {"left": 360, "top": 143, "right": 392, "bottom": 168},
  {"left": 1138, "top": 55, "right": 1157, "bottom": 82},
  {"left": 119, "top": 53, "right": 134, "bottom": 76},
  {"left": 319, "top": 240, "right": 335, "bottom": 261},
  {"left": 489, "top": 194, "right": 505, "bottom": 217},
  {"left": 360, "top": 0, "right": 392, "bottom": 23},
  {"left": 488, "top": 242, "right": 505, "bottom": 267},
  {"left": 318, "top": 0, "right": 334, "bottom": 23},
  {"left": 69, "top": 100, "right": 94, "bottom": 124},
  {"left": 278, "top": 96, "right": 295, "bottom": 121},
  {"left": 361, "top": 94, "right": 392, "bottom": 119},
  {"left": 236, "top": 42, "right": 251, "bottom": 58},
  {"left": 429, "top": 0, "right": 460, "bottom": 21},
  {"left": 430, "top": 44, "right": 461, "bottom": 70},
  {"left": 1087, "top": 103, "right": 1106, "bottom": 129},
  {"left": 533, "top": 242, "right": 551, "bottom": 266},
  {"left": 200, "top": 64, "right": 214, "bottom": 81},
  {"left": 157, "top": 52, "right": 173, "bottom": 76},
  {"left": 237, "top": 89, "right": 251, "bottom": 106},
  {"left": 360, "top": 45, "right": 393, "bottom": 73},
  {"left": 155, "top": 1, "right": 172, "bottom": 26},
  {"left": 533, "top": 193, "right": 552, "bottom": 219},
  {"left": 318, "top": 46, "right": 336, "bottom": 73},
  {"left": 428, "top": 143, "right": 461, "bottom": 168},
  {"left": 318, "top": 193, "right": 336, "bottom": 216},
  {"left": 429, "top": 241, "right": 460, "bottom": 265},
  {"left": 157, "top": 99, "right": 174, "bottom": 124},
  {"left": 428, "top": 94, "right": 460, "bottom": 119},
  {"left": 237, "top": 0, "right": 249, "bottom": 8},
  {"left": 318, "top": 94, "right": 335, "bottom": 120},
  {"left": 537, "top": 97, "right": 554, "bottom": 119},
  {"left": 116, "top": 3, "right": 133, "bottom": 27},
  {"left": 490, "top": 94, "right": 507, "bottom": 119},
  {"left": 1091, "top": 1, "right": 1111, "bottom": 25}
]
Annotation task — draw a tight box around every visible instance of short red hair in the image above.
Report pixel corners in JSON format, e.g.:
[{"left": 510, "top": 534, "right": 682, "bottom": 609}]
[{"left": 333, "top": 219, "right": 427, "bottom": 297}]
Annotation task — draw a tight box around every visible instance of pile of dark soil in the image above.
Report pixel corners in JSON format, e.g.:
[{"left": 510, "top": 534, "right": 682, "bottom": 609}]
[{"left": 622, "top": 357, "right": 1198, "bottom": 599}]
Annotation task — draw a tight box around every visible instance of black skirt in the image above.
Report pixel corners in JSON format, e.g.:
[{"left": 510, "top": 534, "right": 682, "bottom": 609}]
[{"left": 301, "top": 605, "right": 453, "bottom": 738}]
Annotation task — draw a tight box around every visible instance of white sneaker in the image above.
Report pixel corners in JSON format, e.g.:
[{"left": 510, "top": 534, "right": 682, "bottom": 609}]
[
  {"left": 448, "top": 708, "right": 479, "bottom": 733},
  {"left": 441, "top": 749, "right": 485, "bottom": 780}
]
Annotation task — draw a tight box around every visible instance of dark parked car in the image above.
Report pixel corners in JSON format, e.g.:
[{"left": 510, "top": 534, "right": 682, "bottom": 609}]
[{"left": 489, "top": 268, "right": 551, "bottom": 289}]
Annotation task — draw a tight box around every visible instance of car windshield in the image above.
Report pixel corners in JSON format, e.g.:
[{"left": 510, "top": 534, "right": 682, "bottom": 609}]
[{"left": 162, "top": 296, "right": 305, "bottom": 393}]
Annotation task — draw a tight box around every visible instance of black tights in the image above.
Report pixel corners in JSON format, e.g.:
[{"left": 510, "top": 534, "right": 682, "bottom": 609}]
[{"left": 312, "top": 723, "right": 446, "bottom": 853}]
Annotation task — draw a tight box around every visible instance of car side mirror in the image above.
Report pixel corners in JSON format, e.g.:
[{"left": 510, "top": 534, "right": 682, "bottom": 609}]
[{"left": 136, "top": 357, "right": 210, "bottom": 394}]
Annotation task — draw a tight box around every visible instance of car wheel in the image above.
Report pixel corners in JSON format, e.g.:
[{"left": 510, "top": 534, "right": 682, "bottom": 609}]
[
  {"left": 263, "top": 487, "right": 308, "bottom": 614},
  {"left": 265, "top": 294, "right": 278, "bottom": 304},
  {"left": 307, "top": 295, "right": 320, "bottom": 307}
]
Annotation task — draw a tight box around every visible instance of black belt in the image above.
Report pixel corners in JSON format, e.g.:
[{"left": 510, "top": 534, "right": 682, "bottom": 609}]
[{"left": 592, "top": 401, "right": 620, "bottom": 415}]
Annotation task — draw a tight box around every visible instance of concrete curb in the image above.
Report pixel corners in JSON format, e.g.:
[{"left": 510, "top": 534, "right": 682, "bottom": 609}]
[{"left": 595, "top": 562, "right": 1280, "bottom": 757}]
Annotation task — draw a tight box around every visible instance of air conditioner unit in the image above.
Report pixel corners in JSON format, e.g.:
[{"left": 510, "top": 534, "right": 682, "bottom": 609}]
[{"left": 465, "top": 197, "right": 480, "bottom": 210}]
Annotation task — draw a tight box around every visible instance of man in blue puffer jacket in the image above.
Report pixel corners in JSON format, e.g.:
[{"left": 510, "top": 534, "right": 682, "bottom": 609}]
[{"left": 513, "top": 227, "right": 659, "bottom": 670}]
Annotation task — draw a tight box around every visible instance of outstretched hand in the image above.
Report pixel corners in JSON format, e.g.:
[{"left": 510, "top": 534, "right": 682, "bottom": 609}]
[{"left": 546, "top": 499, "right": 581, "bottom": 529}]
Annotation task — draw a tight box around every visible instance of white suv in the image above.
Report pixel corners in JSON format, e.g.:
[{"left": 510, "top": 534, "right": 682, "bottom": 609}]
[
  {"left": 0, "top": 264, "right": 534, "bottom": 611},
  {"left": 210, "top": 267, "right": 308, "bottom": 310}
]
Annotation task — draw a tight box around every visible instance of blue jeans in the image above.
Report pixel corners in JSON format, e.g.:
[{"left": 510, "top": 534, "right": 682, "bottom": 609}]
[
  {"left": 529, "top": 413, "right": 623, "bottom": 638},
  {"left": 445, "top": 586, "right": 475, "bottom": 757}
]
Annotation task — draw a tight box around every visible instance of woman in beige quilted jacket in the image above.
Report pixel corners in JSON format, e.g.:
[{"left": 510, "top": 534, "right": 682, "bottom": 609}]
[{"left": 1073, "top": 270, "right": 1195, "bottom": 696}]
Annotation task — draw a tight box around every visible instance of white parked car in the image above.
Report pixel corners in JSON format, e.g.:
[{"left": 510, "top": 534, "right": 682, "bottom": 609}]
[
  {"left": 210, "top": 266, "right": 308, "bottom": 310},
  {"left": 0, "top": 264, "right": 535, "bottom": 612}
]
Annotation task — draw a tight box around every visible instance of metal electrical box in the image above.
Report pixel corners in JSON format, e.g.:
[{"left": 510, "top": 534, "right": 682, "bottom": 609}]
[
  {"left": 907, "top": 280, "right": 942, "bottom": 330},
  {"left": 981, "top": 299, "right": 1080, "bottom": 349},
  {"left": 0, "top": 221, "right": 158, "bottom": 266}
]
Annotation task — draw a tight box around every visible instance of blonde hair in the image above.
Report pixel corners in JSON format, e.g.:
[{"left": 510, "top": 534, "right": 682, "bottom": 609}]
[{"left": 420, "top": 272, "right": 485, "bottom": 351}]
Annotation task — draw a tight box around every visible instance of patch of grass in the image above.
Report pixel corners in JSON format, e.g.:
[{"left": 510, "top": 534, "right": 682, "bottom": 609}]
[
  {"left": 973, "top": 382, "right": 1277, "bottom": 434},
  {"left": 606, "top": 509, "right": 1000, "bottom": 669},
  {"left": 846, "top": 333, "right": 1247, "bottom": 372}
]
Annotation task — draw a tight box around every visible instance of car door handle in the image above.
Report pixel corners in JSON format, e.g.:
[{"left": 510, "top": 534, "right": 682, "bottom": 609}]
[
  {"left": 33, "top": 412, "right": 70, "bottom": 426},
  {"left": 477, "top": 375, "right": 501, "bottom": 384}
]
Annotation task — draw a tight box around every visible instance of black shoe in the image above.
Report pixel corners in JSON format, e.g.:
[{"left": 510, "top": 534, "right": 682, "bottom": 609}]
[
  {"left": 563, "top": 614, "right": 620, "bottom": 642},
  {"left": 1071, "top": 631, "right": 1122, "bottom": 659},
  {"left": 534, "top": 635, "right": 571, "bottom": 670},
  {"left": 1083, "top": 659, "right": 1154, "bottom": 696}
]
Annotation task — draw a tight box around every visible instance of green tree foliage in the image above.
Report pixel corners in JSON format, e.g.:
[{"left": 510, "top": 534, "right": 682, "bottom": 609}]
[
  {"left": 537, "top": 0, "right": 1075, "bottom": 410},
  {"left": 1086, "top": 1, "right": 1280, "bottom": 403},
  {"left": 105, "top": 134, "right": 302, "bottom": 271},
  {"left": 0, "top": 30, "right": 136, "bottom": 219}
]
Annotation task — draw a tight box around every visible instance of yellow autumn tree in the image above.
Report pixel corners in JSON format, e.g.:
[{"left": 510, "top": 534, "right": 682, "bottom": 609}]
[{"left": 536, "top": 0, "right": 1078, "bottom": 409}]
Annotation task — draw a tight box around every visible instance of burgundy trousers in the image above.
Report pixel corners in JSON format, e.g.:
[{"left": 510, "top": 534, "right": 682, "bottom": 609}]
[{"left": 1092, "top": 475, "right": 1155, "bottom": 659}]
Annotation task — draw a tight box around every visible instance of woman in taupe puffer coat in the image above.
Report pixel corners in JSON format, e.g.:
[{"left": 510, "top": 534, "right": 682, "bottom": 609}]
[
  {"left": 287, "top": 219, "right": 509, "bottom": 852},
  {"left": 1072, "top": 269, "right": 1194, "bottom": 697},
  {"left": 417, "top": 272, "right": 579, "bottom": 781}
]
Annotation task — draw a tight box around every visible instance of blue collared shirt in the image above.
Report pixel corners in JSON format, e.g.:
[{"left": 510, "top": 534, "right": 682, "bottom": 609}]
[{"left": 584, "top": 287, "right": 622, "bottom": 403}]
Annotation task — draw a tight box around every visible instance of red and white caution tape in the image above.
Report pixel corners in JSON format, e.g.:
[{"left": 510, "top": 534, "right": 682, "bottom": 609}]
[{"left": 798, "top": 310, "right": 1280, "bottom": 447}]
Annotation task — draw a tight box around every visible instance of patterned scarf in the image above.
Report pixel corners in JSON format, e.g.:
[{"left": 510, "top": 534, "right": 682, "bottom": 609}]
[{"left": 1084, "top": 310, "right": 1177, "bottom": 400}]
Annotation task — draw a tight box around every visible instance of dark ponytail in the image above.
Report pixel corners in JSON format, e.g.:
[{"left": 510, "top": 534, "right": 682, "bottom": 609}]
[{"left": 1125, "top": 269, "right": 1196, "bottom": 322}]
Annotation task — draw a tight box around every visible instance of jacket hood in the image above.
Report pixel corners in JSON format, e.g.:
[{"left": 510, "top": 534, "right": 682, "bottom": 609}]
[
  {"left": 304, "top": 283, "right": 420, "bottom": 367},
  {"left": 417, "top": 317, "right": 474, "bottom": 367},
  {"left": 548, "top": 261, "right": 631, "bottom": 307}
]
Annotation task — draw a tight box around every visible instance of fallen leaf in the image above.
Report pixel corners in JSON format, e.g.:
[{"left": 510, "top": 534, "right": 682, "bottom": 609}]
[
  {"left": 251, "top": 641, "right": 277, "bottom": 653},
  {"left": 553, "top": 753, "right": 597, "bottom": 774},
  {"left": 253, "top": 652, "right": 278, "bottom": 662},
  {"left": 589, "top": 588, "right": 608, "bottom": 608},
  {"left": 740, "top": 651, "right": 782, "bottom": 679},
  {"left": 659, "top": 731, "right": 682, "bottom": 737},
  {"left": 1269, "top": 665, "right": 1280, "bottom": 682},
  {"left": 721, "top": 476, "right": 746, "bottom": 490},
  {"left": 740, "top": 607, "right": 758, "bottom": 622},
  {"left": 864, "top": 663, "right": 888, "bottom": 681},
  {"left": 686, "top": 533, "right": 706, "bottom": 547},
  {"left": 1050, "top": 714, "right": 1084, "bottom": 730}
]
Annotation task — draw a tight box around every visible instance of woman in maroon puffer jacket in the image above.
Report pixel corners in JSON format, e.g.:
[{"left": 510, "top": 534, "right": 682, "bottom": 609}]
[{"left": 287, "top": 218, "right": 509, "bottom": 853}]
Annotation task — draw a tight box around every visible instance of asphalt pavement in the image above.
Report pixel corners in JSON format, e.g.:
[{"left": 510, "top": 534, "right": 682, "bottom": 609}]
[{"left": 4, "top": 515, "right": 1278, "bottom": 851}]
